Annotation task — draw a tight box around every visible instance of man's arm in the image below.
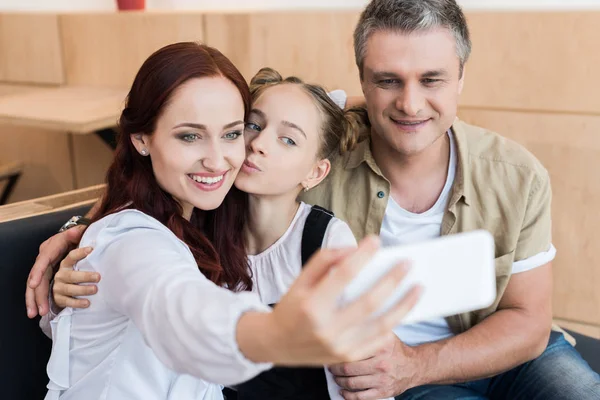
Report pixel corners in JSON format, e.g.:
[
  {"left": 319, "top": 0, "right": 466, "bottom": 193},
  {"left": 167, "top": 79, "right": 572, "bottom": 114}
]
[
  {"left": 411, "top": 262, "right": 553, "bottom": 386},
  {"left": 332, "top": 264, "right": 553, "bottom": 399},
  {"left": 86, "top": 197, "right": 102, "bottom": 218},
  {"left": 409, "top": 170, "right": 555, "bottom": 388},
  {"left": 332, "top": 170, "right": 555, "bottom": 399},
  {"left": 25, "top": 197, "right": 102, "bottom": 318},
  {"left": 345, "top": 96, "right": 366, "bottom": 109},
  {"left": 327, "top": 90, "right": 365, "bottom": 110}
]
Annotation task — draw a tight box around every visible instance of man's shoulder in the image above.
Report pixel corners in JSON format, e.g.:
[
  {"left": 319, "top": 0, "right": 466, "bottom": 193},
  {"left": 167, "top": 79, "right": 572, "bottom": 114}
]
[
  {"left": 455, "top": 119, "right": 548, "bottom": 181},
  {"left": 453, "top": 120, "right": 553, "bottom": 260}
]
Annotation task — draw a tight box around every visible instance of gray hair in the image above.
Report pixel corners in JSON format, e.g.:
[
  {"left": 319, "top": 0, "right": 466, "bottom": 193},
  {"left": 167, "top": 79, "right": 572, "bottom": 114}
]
[{"left": 354, "top": 0, "right": 472, "bottom": 78}]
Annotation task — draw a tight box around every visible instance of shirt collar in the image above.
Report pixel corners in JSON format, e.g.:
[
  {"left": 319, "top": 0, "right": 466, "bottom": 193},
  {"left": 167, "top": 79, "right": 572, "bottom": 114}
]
[
  {"left": 449, "top": 118, "right": 471, "bottom": 207},
  {"left": 344, "top": 138, "right": 383, "bottom": 177},
  {"left": 343, "top": 119, "right": 471, "bottom": 206}
]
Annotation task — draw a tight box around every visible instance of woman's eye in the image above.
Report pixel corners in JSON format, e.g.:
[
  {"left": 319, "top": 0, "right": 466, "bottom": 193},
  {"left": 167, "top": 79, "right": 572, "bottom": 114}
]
[
  {"left": 245, "top": 122, "right": 262, "bottom": 132},
  {"left": 281, "top": 137, "right": 296, "bottom": 146},
  {"left": 179, "top": 133, "right": 198, "bottom": 143},
  {"left": 223, "top": 130, "right": 243, "bottom": 140}
]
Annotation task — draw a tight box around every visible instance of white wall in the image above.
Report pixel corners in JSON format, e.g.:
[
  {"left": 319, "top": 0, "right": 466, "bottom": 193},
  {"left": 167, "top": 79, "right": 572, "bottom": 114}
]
[{"left": 1, "top": 0, "right": 599, "bottom": 12}]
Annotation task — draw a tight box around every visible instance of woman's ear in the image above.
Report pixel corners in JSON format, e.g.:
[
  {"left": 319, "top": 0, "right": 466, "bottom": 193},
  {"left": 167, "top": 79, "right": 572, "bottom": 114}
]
[
  {"left": 301, "top": 159, "right": 331, "bottom": 192},
  {"left": 130, "top": 133, "right": 150, "bottom": 156}
]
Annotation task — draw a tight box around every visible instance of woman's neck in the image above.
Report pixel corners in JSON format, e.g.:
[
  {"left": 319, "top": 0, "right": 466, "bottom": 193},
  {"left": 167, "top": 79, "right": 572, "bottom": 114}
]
[{"left": 245, "top": 192, "right": 301, "bottom": 255}]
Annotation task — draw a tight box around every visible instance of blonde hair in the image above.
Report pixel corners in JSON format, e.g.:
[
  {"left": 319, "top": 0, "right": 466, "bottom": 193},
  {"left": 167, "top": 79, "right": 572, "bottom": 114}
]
[{"left": 249, "top": 67, "right": 369, "bottom": 160}]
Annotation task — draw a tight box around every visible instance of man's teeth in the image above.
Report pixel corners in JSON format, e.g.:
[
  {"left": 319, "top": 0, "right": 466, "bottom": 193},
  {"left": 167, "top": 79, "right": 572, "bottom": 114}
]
[
  {"left": 396, "top": 120, "right": 424, "bottom": 125},
  {"left": 190, "top": 174, "right": 224, "bottom": 184}
]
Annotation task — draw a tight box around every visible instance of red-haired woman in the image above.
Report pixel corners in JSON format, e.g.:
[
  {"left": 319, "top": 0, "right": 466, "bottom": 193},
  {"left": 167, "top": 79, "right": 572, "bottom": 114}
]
[{"left": 34, "top": 43, "right": 415, "bottom": 400}]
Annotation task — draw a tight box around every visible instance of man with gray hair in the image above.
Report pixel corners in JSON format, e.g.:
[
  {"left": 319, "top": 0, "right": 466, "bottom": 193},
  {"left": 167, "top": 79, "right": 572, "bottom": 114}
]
[{"left": 304, "top": 0, "right": 600, "bottom": 398}]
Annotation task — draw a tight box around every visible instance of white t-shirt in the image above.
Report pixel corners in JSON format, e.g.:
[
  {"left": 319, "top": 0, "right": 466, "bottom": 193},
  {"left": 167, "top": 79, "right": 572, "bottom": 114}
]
[
  {"left": 382, "top": 131, "right": 556, "bottom": 346},
  {"left": 43, "top": 210, "right": 272, "bottom": 400},
  {"left": 247, "top": 202, "right": 358, "bottom": 400}
]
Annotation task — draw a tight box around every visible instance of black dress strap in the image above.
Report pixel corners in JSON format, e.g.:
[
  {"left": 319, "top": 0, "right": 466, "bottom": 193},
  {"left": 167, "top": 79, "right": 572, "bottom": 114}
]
[
  {"left": 231, "top": 205, "right": 335, "bottom": 400},
  {"left": 301, "top": 205, "right": 334, "bottom": 266}
]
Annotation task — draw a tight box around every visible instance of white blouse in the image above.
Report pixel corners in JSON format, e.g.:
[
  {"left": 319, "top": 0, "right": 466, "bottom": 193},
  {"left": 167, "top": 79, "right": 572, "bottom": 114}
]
[
  {"left": 43, "top": 209, "right": 272, "bottom": 400},
  {"left": 248, "top": 202, "right": 357, "bottom": 304},
  {"left": 247, "top": 202, "right": 357, "bottom": 400}
]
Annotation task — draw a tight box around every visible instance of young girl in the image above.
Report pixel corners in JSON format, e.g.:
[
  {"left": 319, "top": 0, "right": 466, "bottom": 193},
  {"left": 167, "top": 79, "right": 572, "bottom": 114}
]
[{"left": 232, "top": 68, "right": 371, "bottom": 399}]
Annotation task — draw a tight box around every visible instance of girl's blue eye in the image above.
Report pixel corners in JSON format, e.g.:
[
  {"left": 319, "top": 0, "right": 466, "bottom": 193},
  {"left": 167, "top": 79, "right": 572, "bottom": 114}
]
[
  {"left": 245, "top": 122, "right": 262, "bottom": 132},
  {"left": 281, "top": 137, "right": 296, "bottom": 146}
]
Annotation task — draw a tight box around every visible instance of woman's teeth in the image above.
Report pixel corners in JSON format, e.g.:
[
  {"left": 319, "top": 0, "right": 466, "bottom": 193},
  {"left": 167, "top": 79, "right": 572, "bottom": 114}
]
[{"left": 189, "top": 174, "right": 224, "bottom": 184}]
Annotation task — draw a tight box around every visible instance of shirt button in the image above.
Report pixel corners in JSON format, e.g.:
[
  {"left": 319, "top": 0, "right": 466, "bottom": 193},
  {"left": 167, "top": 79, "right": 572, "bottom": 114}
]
[{"left": 377, "top": 191, "right": 385, "bottom": 199}]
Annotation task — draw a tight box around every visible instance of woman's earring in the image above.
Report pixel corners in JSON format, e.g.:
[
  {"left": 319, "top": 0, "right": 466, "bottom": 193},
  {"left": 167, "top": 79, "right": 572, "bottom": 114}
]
[
  {"left": 303, "top": 185, "right": 310, "bottom": 192},
  {"left": 141, "top": 149, "right": 148, "bottom": 156}
]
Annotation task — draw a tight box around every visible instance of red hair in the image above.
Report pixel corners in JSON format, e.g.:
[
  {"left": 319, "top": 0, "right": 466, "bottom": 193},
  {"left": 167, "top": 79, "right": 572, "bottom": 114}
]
[{"left": 94, "top": 42, "right": 252, "bottom": 291}]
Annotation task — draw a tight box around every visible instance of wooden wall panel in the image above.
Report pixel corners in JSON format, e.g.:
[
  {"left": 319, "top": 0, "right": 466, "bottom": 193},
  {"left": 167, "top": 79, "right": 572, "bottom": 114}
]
[
  {"left": 0, "top": 13, "right": 64, "bottom": 85},
  {"left": 0, "top": 125, "right": 73, "bottom": 202},
  {"left": 458, "top": 108, "right": 600, "bottom": 325},
  {"left": 0, "top": 84, "right": 72, "bottom": 202},
  {"left": 204, "top": 11, "right": 362, "bottom": 94},
  {"left": 71, "top": 134, "right": 113, "bottom": 189},
  {"left": 60, "top": 12, "right": 206, "bottom": 88},
  {"left": 462, "top": 12, "right": 600, "bottom": 114}
]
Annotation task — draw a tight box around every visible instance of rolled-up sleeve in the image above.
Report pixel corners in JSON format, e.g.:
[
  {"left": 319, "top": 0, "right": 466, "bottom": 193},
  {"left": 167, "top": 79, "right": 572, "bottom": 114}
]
[{"left": 515, "top": 170, "right": 553, "bottom": 262}]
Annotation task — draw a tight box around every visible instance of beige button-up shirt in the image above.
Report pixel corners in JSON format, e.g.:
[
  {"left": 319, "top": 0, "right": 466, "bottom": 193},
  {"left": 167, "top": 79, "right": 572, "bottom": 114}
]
[{"left": 301, "top": 118, "right": 554, "bottom": 334}]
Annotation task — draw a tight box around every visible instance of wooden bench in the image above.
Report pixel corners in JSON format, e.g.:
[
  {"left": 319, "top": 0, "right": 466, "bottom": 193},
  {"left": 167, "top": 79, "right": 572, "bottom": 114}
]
[{"left": 0, "top": 184, "right": 104, "bottom": 223}]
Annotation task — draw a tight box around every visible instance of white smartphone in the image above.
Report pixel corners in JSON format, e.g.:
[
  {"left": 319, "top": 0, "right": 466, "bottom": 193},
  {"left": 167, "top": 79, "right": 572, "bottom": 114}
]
[{"left": 340, "top": 230, "right": 496, "bottom": 324}]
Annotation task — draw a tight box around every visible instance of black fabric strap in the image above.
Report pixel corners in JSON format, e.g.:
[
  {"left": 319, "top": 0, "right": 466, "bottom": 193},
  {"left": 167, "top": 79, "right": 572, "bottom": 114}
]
[
  {"left": 301, "top": 205, "right": 334, "bottom": 266},
  {"left": 233, "top": 205, "right": 335, "bottom": 400}
]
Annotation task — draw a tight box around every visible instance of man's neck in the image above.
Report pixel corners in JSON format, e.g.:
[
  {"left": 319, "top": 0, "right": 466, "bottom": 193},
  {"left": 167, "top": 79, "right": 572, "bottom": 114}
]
[
  {"left": 372, "top": 131, "right": 451, "bottom": 214},
  {"left": 245, "top": 192, "right": 301, "bottom": 255}
]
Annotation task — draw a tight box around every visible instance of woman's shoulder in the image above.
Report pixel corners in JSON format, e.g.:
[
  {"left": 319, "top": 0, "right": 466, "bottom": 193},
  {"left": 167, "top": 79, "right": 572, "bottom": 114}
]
[
  {"left": 81, "top": 209, "right": 184, "bottom": 251},
  {"left": 86, "top": 209, "right": 166, "bottom": 234},
  {"left": 78, "top": 210, "right": 194, "bottom": 274}
]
